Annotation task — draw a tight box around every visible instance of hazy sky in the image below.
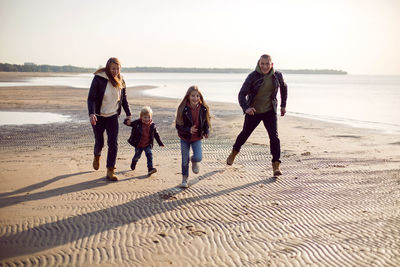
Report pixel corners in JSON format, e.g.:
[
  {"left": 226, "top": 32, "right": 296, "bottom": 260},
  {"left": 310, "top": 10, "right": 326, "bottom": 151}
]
[{"left": 1, "top": 0, "right": 399, "bottom": 75}]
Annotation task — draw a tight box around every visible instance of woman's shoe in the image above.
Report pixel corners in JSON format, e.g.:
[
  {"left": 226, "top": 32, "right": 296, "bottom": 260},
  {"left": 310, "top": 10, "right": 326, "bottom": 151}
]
[
  {"left": 106, "top": 167, "right": 118, "bottom": 181},
  {"left": 93, "top": 155, "right": 100, "bottom": 170}
]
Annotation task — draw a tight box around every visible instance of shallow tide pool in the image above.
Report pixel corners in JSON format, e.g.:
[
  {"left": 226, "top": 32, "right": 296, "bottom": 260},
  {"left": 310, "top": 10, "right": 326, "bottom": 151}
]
[{"left": 0, "top": 111, "right": 71, "bottom": 126}]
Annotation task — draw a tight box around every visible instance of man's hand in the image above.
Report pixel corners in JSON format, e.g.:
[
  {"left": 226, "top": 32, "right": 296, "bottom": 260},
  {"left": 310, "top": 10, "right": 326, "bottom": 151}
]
[
  {"left": 245, "top": 107, "right": 256, "bottom": 115},
  {"left": 280, "top": 107, "right": 286, "bottom": 116}
]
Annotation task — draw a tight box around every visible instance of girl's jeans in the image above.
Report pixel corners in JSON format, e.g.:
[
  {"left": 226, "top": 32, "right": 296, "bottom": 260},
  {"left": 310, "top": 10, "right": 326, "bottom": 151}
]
[
  {"left": 92, "top": 114, "right": 119, "bottom": 168},
  {"left": 180, "top": 139, "right": 202, "bottom": 177}
]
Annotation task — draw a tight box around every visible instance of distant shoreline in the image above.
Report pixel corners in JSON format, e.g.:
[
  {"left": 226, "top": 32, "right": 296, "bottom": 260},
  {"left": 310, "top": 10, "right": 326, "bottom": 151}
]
[{"left": 0, "top": 63, "right": 347, "bottom": 75}]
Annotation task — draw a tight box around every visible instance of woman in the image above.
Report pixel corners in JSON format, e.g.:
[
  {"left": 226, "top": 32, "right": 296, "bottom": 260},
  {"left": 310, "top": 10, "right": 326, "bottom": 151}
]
[{"left": 87, "top": 57, "right": 132, "bottom": 181}]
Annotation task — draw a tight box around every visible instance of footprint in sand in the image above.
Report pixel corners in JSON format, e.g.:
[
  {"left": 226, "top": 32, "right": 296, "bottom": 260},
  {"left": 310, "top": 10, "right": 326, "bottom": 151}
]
[{"left": 184, "top": 225, "right": 207, "bottom": 236}]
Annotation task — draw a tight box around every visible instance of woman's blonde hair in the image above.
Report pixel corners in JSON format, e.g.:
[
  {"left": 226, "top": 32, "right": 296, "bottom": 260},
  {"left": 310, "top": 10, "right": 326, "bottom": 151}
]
[
  {"left": 175, "top": 85, "right": 211, "bottom": 128},
  {"left": 94, "top": 57, "right": 125, "bottom": 88}
]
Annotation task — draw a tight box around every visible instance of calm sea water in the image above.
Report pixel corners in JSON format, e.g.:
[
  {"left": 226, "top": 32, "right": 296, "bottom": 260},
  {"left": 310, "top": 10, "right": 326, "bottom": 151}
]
[{"left": 1, "top": 72, "right": 399, "bottom": 133}]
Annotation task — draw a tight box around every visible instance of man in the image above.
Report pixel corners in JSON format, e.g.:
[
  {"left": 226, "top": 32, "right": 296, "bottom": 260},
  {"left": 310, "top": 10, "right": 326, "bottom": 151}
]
[{"left": 226, "top": 54, "right": 288, "bottom": 176}]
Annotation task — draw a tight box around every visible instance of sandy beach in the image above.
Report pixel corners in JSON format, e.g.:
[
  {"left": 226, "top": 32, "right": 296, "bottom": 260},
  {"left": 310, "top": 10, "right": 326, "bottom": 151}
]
[{"left": 0, "top": 72, "right": 399, "bottom": 266}]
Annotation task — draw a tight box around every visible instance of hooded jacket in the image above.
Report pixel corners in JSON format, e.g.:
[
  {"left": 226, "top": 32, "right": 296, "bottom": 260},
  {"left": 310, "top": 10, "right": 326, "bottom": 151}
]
[
  {"left": 87, "top": 73, "right": 131, "bottom": 117},
  {"left": 238, "top": 65, "right": 287, "bottom": 114}
]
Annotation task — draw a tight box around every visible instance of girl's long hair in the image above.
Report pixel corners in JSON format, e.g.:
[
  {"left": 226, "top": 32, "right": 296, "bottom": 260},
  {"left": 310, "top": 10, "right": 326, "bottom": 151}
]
[
  {"left": 94, "top": 57, "right": 124, "bottom": 88},
  {"left": 175, "top": 85, "right": 211, "bottom": 128}
]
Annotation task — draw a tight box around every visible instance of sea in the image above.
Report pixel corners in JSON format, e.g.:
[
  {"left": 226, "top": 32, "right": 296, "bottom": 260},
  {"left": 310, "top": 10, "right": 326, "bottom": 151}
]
[{"left": 0, "top": 72, "right": 399, "bottom": 133}]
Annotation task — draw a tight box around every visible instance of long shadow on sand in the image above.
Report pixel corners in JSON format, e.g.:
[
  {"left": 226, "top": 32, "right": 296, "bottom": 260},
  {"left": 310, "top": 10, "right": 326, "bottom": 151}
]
[
  {"left": 0, "top": 171, "right": 149, "bottom": 208},
  {"left": 0, "top": 171, "right": 276, "bottom": 260},
  {"left": 0, "top": 171, "right": 92, "bottom": 199}
]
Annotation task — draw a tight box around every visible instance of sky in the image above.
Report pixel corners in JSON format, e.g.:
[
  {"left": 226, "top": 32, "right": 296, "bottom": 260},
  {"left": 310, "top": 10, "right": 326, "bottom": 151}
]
[{"left": 1, "top": 0, "right": 400, "bottom": 75}]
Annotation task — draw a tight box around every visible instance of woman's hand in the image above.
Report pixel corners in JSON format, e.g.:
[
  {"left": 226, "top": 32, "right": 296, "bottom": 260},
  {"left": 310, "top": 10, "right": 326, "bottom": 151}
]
[
  {"left": 90, "top": 114, "right": 97, "bottom": 125},
  {"left": 125, "top": 116, "right": 132, "bottom": 125}
]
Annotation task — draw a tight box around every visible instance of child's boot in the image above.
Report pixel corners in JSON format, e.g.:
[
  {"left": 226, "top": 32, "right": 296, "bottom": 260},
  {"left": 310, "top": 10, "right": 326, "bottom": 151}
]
[
  {"left": 180, "top": 176, "right": 188, "bottom": 188},
  {"left": 106, "top": 167, "right": 118, "bottom": 181}
]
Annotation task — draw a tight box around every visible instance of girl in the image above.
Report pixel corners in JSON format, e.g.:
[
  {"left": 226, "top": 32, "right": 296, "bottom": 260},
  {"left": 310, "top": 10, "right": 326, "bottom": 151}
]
[
  {"left": 175, "top": 85, "right": 211, "bottom": 188},
  {"left": 87, "top": 57, "right": 132, "bottom": 181}
]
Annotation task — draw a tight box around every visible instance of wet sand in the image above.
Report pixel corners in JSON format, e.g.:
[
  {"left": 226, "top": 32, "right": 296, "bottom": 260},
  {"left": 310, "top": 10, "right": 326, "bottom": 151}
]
[{"left": 0, "top": 72, "right": 399, "bottom": 266}]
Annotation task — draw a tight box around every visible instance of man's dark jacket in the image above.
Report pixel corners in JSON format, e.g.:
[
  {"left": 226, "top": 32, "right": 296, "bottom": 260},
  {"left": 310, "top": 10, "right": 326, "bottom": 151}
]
[
  {"left": 124, "top": 119, "right": 164, "bottom": 148},
  {"left": 176, "top": 104, "right": 209, "bottom": 140},
  {"left": 87, "top": 74, "right": 131, "bottom": 117},
  {"left": 238, "top": 70, "right": 287, "bottom": 114}
]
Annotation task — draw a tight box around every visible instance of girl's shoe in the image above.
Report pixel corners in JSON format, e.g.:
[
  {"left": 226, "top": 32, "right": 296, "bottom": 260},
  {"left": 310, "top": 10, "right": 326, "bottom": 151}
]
[
  {"left": 191, "top": 156, "right": 200, "bottom": 174},
  {"left": 180, "top": 176, "right": 188, "bottom": 188},
  {"left": 192, "top": 161, "right": 200, "bottom": 174}
]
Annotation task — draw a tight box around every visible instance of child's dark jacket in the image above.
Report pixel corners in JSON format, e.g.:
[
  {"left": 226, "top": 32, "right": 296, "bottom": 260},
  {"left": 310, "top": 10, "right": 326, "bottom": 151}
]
[
  {"left": 124, "top": 119, "right": 164, "bottom": 148},
  {"left": 175, "top": 104, "right": 209, "bottom": 141}
]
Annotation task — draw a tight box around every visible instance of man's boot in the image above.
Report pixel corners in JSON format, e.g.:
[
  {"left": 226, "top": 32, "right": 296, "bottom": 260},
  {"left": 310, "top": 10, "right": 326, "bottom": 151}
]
[
  {"left": 106, "top": 167, "right": 118, "bottom": 181},
  {"left": 93, "top": 155, "right": 100, "bottom": 170},
  {"left": 226, "top": 149, "right": 239, "bottom": 165},
  {"left": 130, "top": 159, "right": 137, "bottom": 170},
  {"left": 272, "top": 161, "right": 282, "bottom": 176}
]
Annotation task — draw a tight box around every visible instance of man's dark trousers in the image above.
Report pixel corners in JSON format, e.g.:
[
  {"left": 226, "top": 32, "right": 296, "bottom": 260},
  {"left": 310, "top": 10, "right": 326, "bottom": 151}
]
[{"left": 233, "top": 110, "right": 280, "bottom": 163}]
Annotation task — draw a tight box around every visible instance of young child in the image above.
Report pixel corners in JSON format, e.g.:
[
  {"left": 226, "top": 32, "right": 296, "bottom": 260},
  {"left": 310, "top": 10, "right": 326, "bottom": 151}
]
[
  {"left": 124, "top": 106, "right": 164, "bottom": 176},
  {"left": 175, "top": 85, "right": 211, "bottom": 188}
]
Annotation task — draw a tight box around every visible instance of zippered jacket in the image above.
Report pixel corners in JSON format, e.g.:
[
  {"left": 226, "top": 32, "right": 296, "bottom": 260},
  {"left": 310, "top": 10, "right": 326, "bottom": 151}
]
[
  {"left": 238, "top": 70, "right": 287, "bottom": 114},
  {"left": 176, "top": 104, "right": 209, "bottom": 140},
  {"left": 87, "top": 74, "right": 131, "bottom": 117},
  {"left": 124, "top": 119, "right": 164, "bottom": 148}
]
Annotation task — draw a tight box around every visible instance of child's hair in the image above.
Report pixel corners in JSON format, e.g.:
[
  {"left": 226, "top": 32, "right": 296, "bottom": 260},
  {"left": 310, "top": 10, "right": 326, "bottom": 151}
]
[
  {"left": 175, "top": 85, "right": 211, "bottom": 128},
  {"left": 140, "top": 106, "right": 153, "bottom": 117}
]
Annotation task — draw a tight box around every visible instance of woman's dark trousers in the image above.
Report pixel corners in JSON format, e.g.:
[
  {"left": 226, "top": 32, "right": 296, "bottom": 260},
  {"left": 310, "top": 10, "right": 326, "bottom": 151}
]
[{"left": 92, "top": 114, "right": 119, "bottom": 168}]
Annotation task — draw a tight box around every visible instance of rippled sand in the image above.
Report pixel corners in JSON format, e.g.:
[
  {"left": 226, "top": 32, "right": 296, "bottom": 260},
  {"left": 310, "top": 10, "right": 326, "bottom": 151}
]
[{"left": 0, "top": 72, "right": 399, "bottom": 266}]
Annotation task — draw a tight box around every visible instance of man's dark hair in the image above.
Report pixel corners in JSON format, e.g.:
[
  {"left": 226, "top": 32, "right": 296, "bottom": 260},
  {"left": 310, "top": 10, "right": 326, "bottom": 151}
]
[{"left": 260, "top": 54, "right": 272, "bottom": 61}]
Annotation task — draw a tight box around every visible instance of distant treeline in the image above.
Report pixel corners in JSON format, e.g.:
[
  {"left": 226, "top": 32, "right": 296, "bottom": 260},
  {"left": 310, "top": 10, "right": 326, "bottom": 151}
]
[
  {"left": 0, "top": 63, "right": 347, "bottom": 75},
  {"left": 0, "top": 63, "right": 96, "bottom": 73},
  {"left": 280, "top": 69, "right": 347, "bottom": 75},
  {"left": 124, "top": 66, "right": 251, "bottom": 73}
]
